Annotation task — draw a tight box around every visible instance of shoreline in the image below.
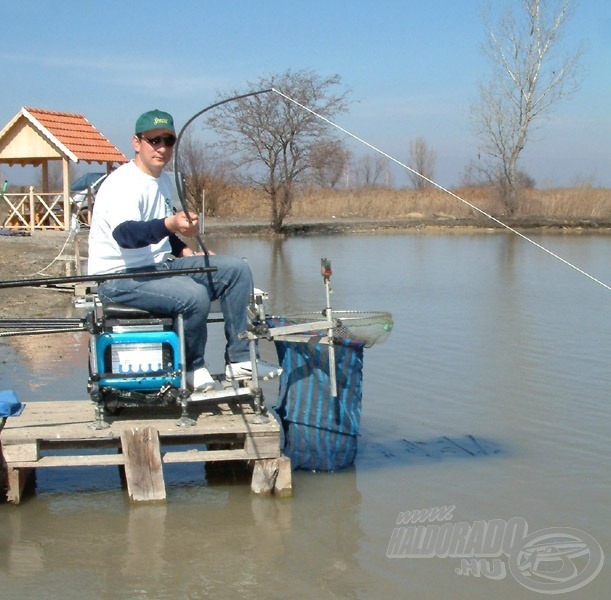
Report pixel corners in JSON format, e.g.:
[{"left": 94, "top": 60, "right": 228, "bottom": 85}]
[
  {"left": 4, "top": 214, "right": 611, "bottom": 241},
  {"left": 201, "top": 215, "right": 611, "bottom": 236}
]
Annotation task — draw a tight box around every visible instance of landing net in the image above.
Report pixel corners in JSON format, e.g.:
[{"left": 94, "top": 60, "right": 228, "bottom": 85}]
[{"left": 276, "top": 310, "right": 393, "bottom": 348}]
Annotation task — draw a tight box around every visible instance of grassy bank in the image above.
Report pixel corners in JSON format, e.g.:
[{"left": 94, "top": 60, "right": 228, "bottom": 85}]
[{"left": 209, "top": 186, "right": 611, "bottom": 223}]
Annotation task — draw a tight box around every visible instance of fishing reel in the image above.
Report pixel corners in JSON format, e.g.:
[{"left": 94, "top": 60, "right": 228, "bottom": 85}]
[{"left": 243, "top": 290, "right": 271, "bottom": 339}]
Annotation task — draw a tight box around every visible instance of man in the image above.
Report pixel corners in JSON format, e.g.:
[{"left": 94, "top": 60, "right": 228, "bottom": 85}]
[{"left": 87, "top": 109, "right": 280, "bottom": 391}]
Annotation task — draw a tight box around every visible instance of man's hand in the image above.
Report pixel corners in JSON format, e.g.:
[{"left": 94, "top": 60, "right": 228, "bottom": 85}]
[
  {"left": 165, "top": 211, "right": 199, "bottom": 237},
  {"left": 179, "top": 248, "right": 215, "bottom": 257}
]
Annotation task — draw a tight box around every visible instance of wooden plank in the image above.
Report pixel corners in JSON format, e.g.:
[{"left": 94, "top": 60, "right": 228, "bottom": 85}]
[
  {"left": 120, "top": 427, "right": 165, "bottom": 503},
  {"left": 1, "top": 442, "right": 38, "bottom": 463},
  {"left": 0, "top": 400, "right": 286, "bottom": 501},
  {"left": 244, "top": 433, "right": 280, "bottom": 458},
  {"left": 9, "top": 454, "right": 125, "bottom": 468},
  {"left": 162, "top": 448, "right": 250, "bottom": 464},
  {"left": 3, "top": 401, "right": 93, "bottom": 423},
  {"left": 0, "top": 402, "right": 101, "bottom": 444},
  {"left": 0, "top": 400, "right": 280, "bottom": 446},
  {"left": 4, "top": 431, "right": 278, "bottom": 467}
]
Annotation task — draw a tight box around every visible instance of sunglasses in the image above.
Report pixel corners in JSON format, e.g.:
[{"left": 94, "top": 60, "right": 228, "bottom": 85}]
[{"left": 139, "top": 134, "right": 177, "bottom": 148}]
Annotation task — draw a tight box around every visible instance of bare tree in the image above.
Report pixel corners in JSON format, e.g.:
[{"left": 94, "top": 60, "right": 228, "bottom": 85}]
[
  {"left": 207, "top": 69, "right": 350, "bottom": 232},
  {"left": 353, "top": 154, "right": 390, "bottom": 187},
  {"left": 175, "top": 129, "right": 207, "bottom": 213},
  {"left": 174, "top": 130, "right": 232, "bottom": 216},
  {"left": 407, "top": 137, "right": 436, "bottom": 190},
  {"left": 308, "top": 139, "right": 352, "bottom": 188},
  {"left": 471, "top": 0, "right": 582, "bottom": 214}
]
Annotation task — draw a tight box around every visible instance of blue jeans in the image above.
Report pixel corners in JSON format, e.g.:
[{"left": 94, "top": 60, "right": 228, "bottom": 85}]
[{"left": 97, "top": 254, "right": 253, "bottom": 370}]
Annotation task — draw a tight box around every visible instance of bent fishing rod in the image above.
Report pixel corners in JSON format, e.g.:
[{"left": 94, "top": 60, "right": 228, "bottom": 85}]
[{"left": 172, "top": 88, "right": 273, "bottom": 256}]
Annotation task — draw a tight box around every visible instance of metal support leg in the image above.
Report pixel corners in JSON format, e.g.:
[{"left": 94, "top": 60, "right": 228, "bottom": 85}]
[
  {"left": 175, "top": 313, "right": 195, "bottom": 427},
  {"left": 247, "top": 328, "right": 269, "bottom": 424},
  {"left": 322, "top": 262, "right": 338, "bottom": 399},
  {"left": 90, "top": 401, "right": 110, "bottom": 430},
  {"left": 88, "top": 330, "right": 109, "bottom": 429},
  {"left": 176, "top": 390, "right": 195, "bottom": 427}
]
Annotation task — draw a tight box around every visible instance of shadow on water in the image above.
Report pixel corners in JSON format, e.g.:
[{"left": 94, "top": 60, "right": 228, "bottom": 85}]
[{"left": 357, "top": 434, "right": 507, "bottom": 469}]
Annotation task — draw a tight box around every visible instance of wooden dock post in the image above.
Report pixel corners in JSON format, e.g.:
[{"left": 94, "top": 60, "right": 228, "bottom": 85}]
[
  {"left": 0, "top": 419, "right": 36, "bottom": 504},
  {"left": 274, "top": 455, "right": 293, "bottom": 497},
  {"left": 250, "top": 455, "right": 293, "bottom": 496},
  {"left": 251, "top": 459, "right": 279, "bottom": 494},
  {"left": 0, "top": 418, "right": 5, "bottom": 499},
  {"left": 120, "top": 427, "right": 166, "bottom": 503},
  {"left": 4, "top": 465, "right": 35, "bottom": 504}
]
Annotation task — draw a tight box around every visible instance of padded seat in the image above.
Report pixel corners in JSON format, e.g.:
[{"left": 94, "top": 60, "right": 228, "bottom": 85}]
[
  {"left": 101, "top": 301, "right": 223, "bottom": 320},
  {"left": 102, "top": 303, "right": 165, "bottom": 319}
]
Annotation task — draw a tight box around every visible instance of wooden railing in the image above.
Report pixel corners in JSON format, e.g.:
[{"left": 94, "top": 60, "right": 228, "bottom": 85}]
[{"left": 0, "top": 188, "right": 69, "bottom": 231}]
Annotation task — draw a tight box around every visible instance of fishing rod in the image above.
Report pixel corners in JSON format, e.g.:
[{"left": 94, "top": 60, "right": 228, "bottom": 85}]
[
  {"left": 0, "top": 266, "right": 217, "bottom": 290},
  {"left": 172, "top": 88, "right": 273, "bottom": 256},
  {"left": 0, "top": 325, "right": 85, "bottom": 338},
  {"left": 0, "top": 318, "right": 83, "bottom": 327},
  {"left": 0, "top": 267, "right": 218, "bottom": 337},
  {"left": 0, "top": 317, "right": 85, "bottom": 337}
]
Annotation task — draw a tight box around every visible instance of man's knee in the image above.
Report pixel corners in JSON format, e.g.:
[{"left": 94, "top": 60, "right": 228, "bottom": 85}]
[
  {"left": 223, "top": 256, "right": 253, "bottom": 283},
  {"left": 180, "top": 286, "right": 209, "bottom": 314}
]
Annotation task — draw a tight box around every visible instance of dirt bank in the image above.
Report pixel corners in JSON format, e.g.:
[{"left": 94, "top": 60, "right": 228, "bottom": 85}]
[{"left": 0, "top": 231, "right": 84, "bottom": 320}]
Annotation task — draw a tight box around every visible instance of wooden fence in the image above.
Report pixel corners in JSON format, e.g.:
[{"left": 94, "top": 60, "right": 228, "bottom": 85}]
[{"left": 0, "top": 188, "right": 70, "bottom": 231}]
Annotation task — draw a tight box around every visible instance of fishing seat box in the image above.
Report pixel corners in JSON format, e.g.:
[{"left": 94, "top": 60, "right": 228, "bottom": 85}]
[{"left": 95, "top": 303, "right": 182, "bottom": 392}]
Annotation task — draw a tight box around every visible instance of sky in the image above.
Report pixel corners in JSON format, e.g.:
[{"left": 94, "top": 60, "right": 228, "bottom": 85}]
[{"left": 0, "top": 0, "right": 609, "bottom": 189}]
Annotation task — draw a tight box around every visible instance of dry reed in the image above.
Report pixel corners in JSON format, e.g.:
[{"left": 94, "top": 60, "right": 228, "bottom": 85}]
[{"left": 209, "top": 186, "right": 611, "bottom": 222}]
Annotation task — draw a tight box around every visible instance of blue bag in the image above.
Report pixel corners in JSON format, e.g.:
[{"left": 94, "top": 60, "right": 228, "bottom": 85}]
[
  {"left": 0, "top": 390, "right": 24, "bottom": 417},
  {"left": 271, "top": 325, "right": 365, "bottom": 471}
]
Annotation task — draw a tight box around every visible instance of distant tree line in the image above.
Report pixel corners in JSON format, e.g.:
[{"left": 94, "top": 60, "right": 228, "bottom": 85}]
[{"left": 176, "top": 0, "right": 583, "bottom": 230}]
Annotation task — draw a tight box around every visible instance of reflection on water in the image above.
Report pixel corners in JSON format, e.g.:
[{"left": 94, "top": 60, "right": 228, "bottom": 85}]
[
  {"left": 1, "top": 332, "right": 88, "bottom": 401},
  {"left": 2, "top": 231, "right": 611, "bottom": 598},
  {"left": 1, "top": 471, "right": 367, "bottom": 599}
]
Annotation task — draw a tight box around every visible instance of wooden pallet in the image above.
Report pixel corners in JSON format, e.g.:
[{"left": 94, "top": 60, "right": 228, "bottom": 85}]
[{"left": 0, "top": 400, "right": 291, "bottom": 504}]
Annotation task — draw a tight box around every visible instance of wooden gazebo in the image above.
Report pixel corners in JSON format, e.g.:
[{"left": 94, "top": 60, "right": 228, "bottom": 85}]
[{"left": 0, "top": 107, "right": 128, "bottom": 230}]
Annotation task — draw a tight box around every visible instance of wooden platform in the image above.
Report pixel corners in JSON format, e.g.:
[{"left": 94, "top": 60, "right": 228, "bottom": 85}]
[{"left": 0, "top": 400, "right": 291, "bottom": 504}]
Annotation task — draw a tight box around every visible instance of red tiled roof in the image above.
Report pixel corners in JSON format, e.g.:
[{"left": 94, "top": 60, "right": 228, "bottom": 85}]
[{"left": 24, "top": 107, "right": 127, "bottom": 164}]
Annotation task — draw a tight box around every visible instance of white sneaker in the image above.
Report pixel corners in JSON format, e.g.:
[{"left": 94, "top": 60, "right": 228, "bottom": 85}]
[
  {"left": 186, "top": 367, "right": 215, "bottom": 391},
  {"left": 225, "top": 359, "right": 282, "bottom": 381}
]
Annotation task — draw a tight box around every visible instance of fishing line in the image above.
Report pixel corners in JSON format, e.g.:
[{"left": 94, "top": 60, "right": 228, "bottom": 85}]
[
  {"left": 34, "top": 213, "right": 80, "bottom": 276},
  {"left": 271, "top": 87, "right": 611, "bottom": 294}
]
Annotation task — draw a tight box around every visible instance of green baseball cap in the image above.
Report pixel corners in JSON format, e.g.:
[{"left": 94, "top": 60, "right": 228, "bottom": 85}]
[{"left": 135, "top": 109, "right": 175, "bottom": 135}]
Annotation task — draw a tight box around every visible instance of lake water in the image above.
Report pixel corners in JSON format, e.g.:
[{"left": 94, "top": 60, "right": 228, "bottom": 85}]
[{"left": 1, "top": 230, "right": 610, "bottom": 599}]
